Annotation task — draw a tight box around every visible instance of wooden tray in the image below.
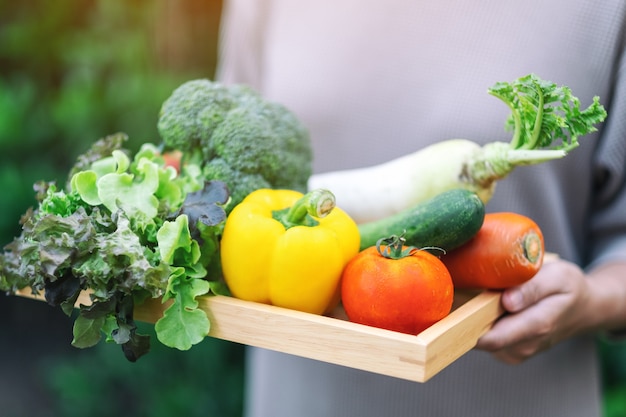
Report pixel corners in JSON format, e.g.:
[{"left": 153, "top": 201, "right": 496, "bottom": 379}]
[{"left": 15, "top": 288, "right": 502, "bottom": 383}]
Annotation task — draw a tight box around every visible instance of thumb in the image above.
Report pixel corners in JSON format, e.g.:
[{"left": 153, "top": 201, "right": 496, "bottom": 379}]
[
  {"left": 501, "top": 257, "right": 562, "bottom": 313},
  {"left": 501, "top": 276, "right": 544, "bottom": 313},
  {"left": 500, "top": 261, "right": 561, "bottom": 313}
]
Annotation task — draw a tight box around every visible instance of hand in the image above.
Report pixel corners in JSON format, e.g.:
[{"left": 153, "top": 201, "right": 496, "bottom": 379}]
[{"left": 475, "top": 259, "right": 594, "bottom": 364}]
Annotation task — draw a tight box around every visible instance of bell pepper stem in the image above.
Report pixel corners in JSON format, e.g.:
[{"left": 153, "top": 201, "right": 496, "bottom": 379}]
[{"left": 279, "top": 189, "right": 336, "bottom": 228}]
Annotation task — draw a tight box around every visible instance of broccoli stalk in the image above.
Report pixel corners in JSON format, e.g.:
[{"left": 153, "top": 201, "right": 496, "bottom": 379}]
[{"left": 157, "top": 79, "right": 313, "bottom": 211}]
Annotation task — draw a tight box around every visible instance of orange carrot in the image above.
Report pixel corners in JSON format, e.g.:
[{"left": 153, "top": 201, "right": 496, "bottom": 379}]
[{"left": 441, "top": 212, "right": 544, "bottom": 289}]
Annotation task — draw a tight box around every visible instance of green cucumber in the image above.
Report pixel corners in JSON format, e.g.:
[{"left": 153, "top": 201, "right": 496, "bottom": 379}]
[{"left": 357, "top": 189, "right": 485, "bottom": 252}]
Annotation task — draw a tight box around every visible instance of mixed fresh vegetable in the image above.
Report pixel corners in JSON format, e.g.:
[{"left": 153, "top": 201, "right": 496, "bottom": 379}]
[
  {"left": 0, "top": 74, "right": 609, "bottom": 356},
  {"left": 308, "top": 74, "right": 608, "bottom": 223},
  {"left": 0, "top": 79, "right": 314, "bottom": 360}
]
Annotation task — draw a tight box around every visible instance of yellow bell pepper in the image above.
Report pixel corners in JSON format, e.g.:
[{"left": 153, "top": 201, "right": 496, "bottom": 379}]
[{"left": 220, "top": 188, "right": 360, "bottom": 315}]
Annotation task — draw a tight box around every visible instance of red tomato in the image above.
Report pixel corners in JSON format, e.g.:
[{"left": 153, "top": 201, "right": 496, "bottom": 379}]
[
  {"left": 162, "top": 150, "right": 182, "bottom": 173},
  {"left": 341, "top": 244, "right": 454, "bottom": 335}
]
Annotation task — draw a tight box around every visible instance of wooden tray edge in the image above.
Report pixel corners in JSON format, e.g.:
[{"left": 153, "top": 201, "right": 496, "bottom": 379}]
[{"left": 14, "top": 288, "right": 503, "bottom": 382}]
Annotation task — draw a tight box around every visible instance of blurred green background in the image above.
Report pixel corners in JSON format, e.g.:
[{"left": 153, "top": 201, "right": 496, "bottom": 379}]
[
  {"left": 0, "top": 1, "right": 245, "bottom": 416},
  {"left": 1, "top": 1, "right": 625, "bottom": 416}
]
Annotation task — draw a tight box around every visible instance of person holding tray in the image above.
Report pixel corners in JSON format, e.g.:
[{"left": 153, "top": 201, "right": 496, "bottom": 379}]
[{"left": 216, "top": 1, "right": 626, "bottom": 416}]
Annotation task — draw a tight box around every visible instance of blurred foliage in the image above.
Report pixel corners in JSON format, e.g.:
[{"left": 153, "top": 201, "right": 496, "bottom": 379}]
[
  {"left": 41, "top": 322, "right": 245, "bottom": 417},
  {"left": 0, "top": 0, "right": 221, "bottom": 243},
  {"left": 0, "top": 1, "right": 245, "bottom": 417},
  {"left": 600, "top": 338, "right": 626, "bottom": 417}
]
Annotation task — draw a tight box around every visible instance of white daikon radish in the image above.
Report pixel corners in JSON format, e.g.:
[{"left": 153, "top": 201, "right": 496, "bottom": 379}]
[{"left": 308, "top": 74, "right": 607, "bottom": 223}]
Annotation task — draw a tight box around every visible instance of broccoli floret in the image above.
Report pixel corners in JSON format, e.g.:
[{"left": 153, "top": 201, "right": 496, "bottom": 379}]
[
  {"left": 203, "top": 158, "right": 271, "bottom": 210},
  {"left": 157, "top": 79, "right": 313, "bottom": 210}
]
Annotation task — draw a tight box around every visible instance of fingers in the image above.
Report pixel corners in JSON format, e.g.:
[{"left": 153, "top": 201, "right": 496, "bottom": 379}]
[
  {"left": 500, "top": 261, "right": 563, "bottom": 313},
  {"left": 476, "top": 260, "right": 588, "bottom": 363},
  {"left": 490, "top": 338, "right": 553, "bottom": 365},
  {"left": 476, "top": 301, "right": 557, "bottom": 362}
]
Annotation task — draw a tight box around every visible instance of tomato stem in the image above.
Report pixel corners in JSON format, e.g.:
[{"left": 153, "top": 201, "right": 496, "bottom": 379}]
[{"left": 376, "top": 234, "right": 416, "bottom": 259}]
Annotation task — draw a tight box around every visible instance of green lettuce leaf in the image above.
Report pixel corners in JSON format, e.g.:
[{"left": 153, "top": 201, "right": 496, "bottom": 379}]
[
  {"left": 157, "top": 215, "right": 201, "bottom": 266},
  {"left": 72, "top": 315, "right": 106, "bottom": 349},
  {"left": 154, "top": 267, "right": 211, "bottom": 351}
]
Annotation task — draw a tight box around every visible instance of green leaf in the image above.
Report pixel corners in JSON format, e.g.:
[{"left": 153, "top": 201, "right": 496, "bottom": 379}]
[
  {"left": 74, "top": 213, "right": 170, "bottom": 299},
  {"left": 39, "top": 183, "right": 87, "bottom": 216},
  {"left": 80, "top": 298, "right": 117, "bottom": 319},
  {"left": 112, "top": 321, "right": 133, "bottom": 345},
  {"left": 208, "top": 279, "right": 231, "bottom": 296},
  {"left": 71, "top": 170, "right": 102, "bottom": 205},
  {"left": 97, "top": 159, "right": 160, "bottom": 221},
  {"left": 5, "top": 206, "right": 97, "bottom": 292},
  {"left": 71, "top": 315, "right": 106, "bottom": 349},
  {"left": 157, "top": 215, "right": 200, "bottom": 266},
  {"left": 155, "top": 167, "right": 184, "bottom": 213},
  {"left": 66, "top": 133, "right": 129, "bottom": 183},
  {"left": 70, "top": 149, "right": 130, "bottom": 206},
  {"left": 121, "top": 332, "right": 151, "bottom": 362},
  {"left": 44, "top": 273, "right": 81, "bottom": 307},
  {"left": 102, "top": 315, "right": 119, "bottom": 343},
  {"left": 154, "top": 273, "right": 211, "bottom": 351},
  {"left": 488, "top": 73, "right": 607, "bottom": 151}
]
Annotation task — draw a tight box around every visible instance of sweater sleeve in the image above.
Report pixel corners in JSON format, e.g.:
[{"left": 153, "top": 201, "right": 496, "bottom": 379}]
[{"left": 588, "top": 36, "right": 626, "bottom": 269}]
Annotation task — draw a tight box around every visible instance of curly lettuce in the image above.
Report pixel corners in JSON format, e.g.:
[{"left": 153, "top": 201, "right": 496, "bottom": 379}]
[{"left": 0, "top": 134, "right": 229, "bottom": 361}]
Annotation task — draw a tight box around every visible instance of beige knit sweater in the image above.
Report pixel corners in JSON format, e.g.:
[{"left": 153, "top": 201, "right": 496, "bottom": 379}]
[{"left": 217, "top": 1, "right": 626, "bottom": 415}]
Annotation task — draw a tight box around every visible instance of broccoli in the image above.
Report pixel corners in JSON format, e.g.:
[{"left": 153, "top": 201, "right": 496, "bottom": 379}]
[{"left": 157, "top": 79, "right": 313, "bottom": 211}]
